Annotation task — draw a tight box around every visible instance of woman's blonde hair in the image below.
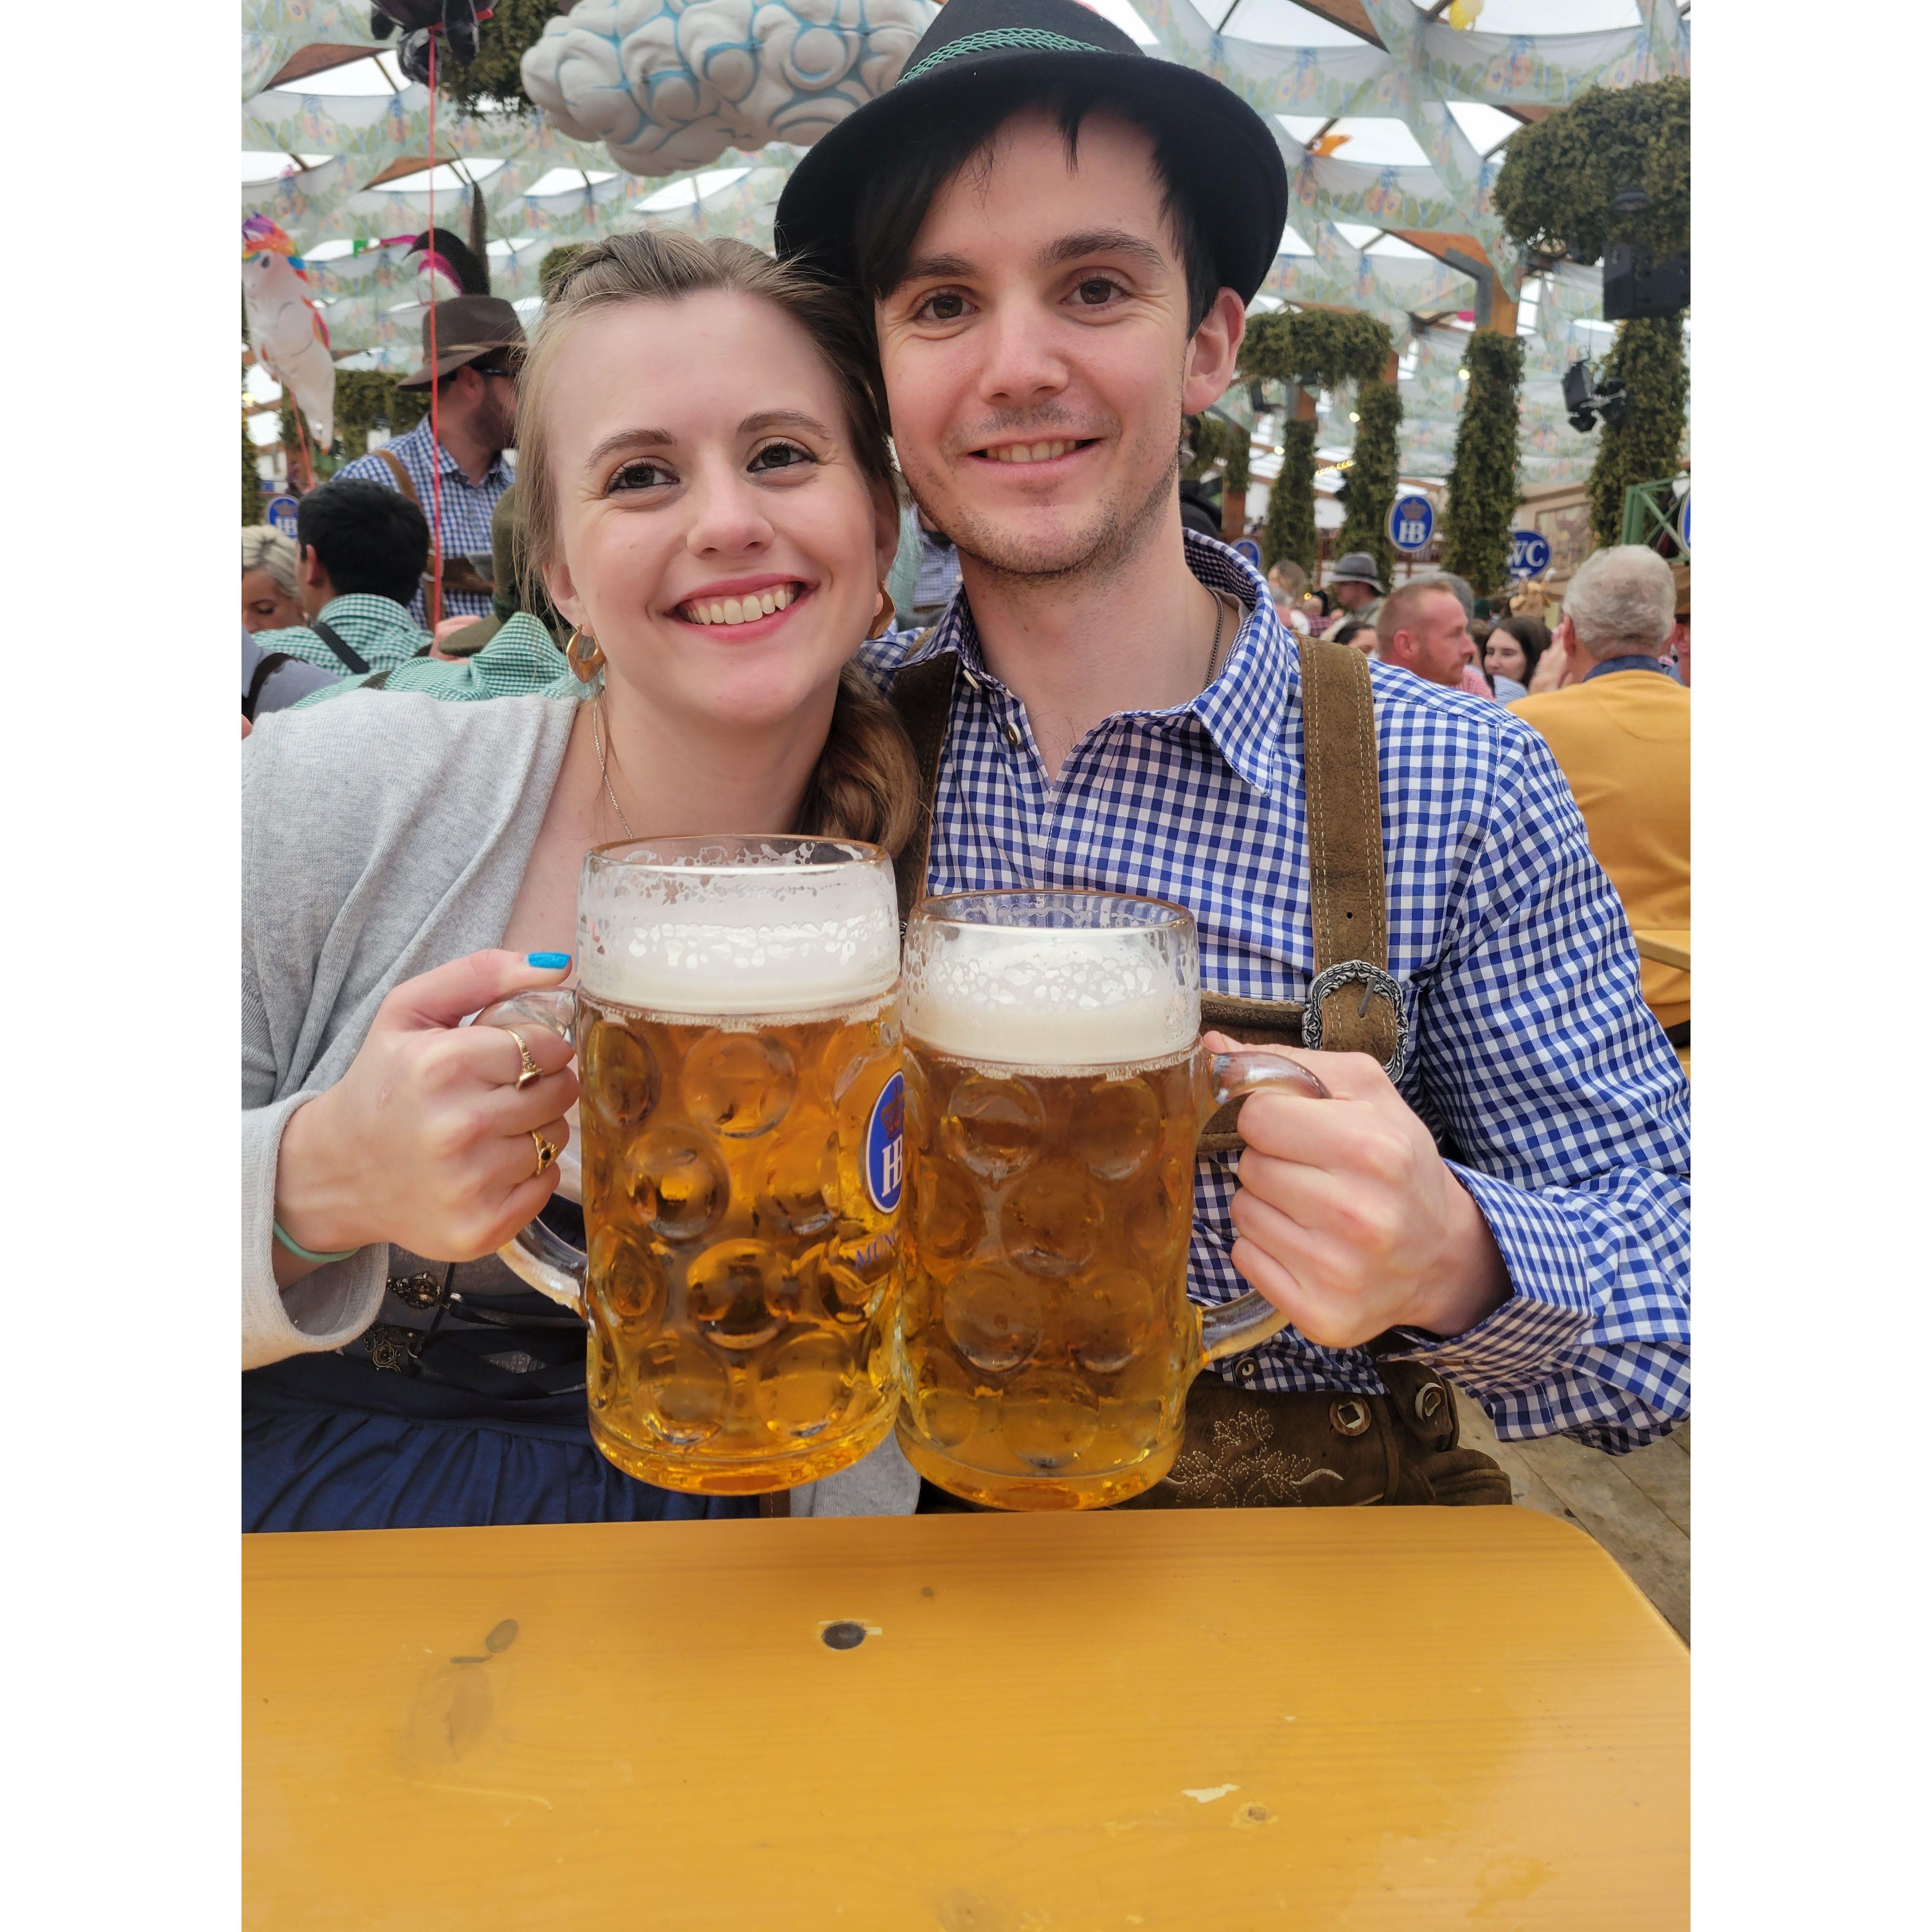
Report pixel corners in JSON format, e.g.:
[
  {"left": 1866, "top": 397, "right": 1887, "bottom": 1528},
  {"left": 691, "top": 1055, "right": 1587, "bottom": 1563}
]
[
  {"left": 241, "top": 524, "right": 299, "bottom": 597},
  {"left": 517, "top": 230, "right": 918, "bottom": 855}
]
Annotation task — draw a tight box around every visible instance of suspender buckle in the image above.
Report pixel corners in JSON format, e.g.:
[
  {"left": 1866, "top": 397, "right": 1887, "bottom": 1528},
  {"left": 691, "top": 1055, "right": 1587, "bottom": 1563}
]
[{"left": 1301, "top": 960, "right": 1410, "bottom": 1084}]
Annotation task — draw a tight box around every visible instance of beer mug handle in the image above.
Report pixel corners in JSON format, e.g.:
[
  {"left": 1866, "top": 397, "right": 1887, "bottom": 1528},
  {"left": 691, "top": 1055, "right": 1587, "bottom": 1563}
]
[
  {"left": 1196, "top": 1048, "right": 1331, "bottom": 1365},
  {"left": 476, "top": 989, "right": 586, "bottom": 1319}
]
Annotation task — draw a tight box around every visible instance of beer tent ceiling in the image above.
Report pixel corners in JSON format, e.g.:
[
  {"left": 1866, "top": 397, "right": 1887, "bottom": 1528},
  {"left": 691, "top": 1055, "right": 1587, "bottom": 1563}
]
[{"left": 242, "top": 0, "right": 1691, "bottom": 492}]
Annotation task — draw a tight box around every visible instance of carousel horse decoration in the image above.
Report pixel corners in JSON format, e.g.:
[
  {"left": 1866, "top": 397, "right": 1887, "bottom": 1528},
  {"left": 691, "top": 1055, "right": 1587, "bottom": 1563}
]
[
  {"left": 242, "top": 215, "right": 336, "bottom": 451},
  {"left": 520, "top": 0, "right": 937, "bottom": 176}
]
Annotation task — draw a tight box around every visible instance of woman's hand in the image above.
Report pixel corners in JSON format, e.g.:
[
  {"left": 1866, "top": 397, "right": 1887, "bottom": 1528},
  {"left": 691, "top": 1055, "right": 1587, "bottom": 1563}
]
[{"left": 271, "top": 951, "right": 577, "bottom": 1285}]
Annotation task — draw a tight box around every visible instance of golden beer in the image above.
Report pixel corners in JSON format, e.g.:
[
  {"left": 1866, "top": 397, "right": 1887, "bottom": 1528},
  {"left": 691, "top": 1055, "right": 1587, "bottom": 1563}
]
[
  {"left": 896, "top": 891, "right": 1324, "bottom": 1510},
  {"left": 497, "top": 838, "right": 905, "bottom": 1493}
]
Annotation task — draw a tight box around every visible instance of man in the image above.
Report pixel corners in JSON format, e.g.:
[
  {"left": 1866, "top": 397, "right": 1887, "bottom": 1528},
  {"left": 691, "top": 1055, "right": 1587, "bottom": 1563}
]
[
  {"left": 775, "top": 0, "right": 1687, "bottom": 1482},
  {"left": 332, "top": 294, "right": 524, "bottom": 626},
  {"left": 255, "top": 476, "right": 434, "bottom": 678},
  {"left": 1372, "top": 577, "right": 1477, "bottom": 690},
  {"left": 1327, "top": 552, "right": 1385, "bottom": 621},
  {"left": 1510, "top": 546, "right": 1690, "bottom": 1036}
]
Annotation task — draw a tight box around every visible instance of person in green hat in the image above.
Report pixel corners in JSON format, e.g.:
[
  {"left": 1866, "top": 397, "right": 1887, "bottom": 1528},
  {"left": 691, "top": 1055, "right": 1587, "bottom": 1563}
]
[{"left": 774, "top": 0, "right": 1689, "bottom": 1497}]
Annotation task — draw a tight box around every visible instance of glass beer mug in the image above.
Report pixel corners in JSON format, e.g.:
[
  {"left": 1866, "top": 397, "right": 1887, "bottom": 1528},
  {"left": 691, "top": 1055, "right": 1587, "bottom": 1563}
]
[
  {"left": 487, "top": 836, "right": 907, "bottom": 1494},
  {"left": 897, "top": 890, "right": 1327, "bottom": 1511}
]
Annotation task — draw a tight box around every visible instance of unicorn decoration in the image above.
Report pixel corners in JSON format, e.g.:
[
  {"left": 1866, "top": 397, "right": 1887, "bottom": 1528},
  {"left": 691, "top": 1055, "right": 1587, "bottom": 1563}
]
[{"left": 242, "top": 215, "right": 335, "bottom": 451}]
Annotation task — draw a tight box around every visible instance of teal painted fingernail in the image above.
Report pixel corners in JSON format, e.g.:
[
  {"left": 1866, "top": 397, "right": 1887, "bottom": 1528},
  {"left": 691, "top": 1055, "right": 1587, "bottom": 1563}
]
[{"left": 527, "top": 952, "right": 571, "bottom": 969}]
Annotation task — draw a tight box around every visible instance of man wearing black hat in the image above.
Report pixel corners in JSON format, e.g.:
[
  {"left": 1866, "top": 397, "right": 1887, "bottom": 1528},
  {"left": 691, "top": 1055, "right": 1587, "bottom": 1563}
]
[
  {"left": 333, "top": 293, "right": 525, "bottom": 627},
  {"left": 776, "top": 0, "right": 1689, "bottom": 1500}
]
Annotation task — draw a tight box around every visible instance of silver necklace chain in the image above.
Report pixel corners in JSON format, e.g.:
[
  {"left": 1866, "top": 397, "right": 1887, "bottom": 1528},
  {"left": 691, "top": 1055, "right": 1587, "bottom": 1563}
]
[
  {"left": 1204, "top": 588, "right": 1238, "bottom": 688},
  {"left": 592, "top": 695, "right": 636, "bottom": 840}
]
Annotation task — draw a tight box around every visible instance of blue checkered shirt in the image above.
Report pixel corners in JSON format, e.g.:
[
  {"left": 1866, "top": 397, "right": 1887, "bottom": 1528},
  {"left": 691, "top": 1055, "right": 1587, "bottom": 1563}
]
[
  {"left": 861, "top": 534, "right": 1689, "bottom": 1452},
  {"left": 333, "top": 417, "right": 511, "bottom": 625}
]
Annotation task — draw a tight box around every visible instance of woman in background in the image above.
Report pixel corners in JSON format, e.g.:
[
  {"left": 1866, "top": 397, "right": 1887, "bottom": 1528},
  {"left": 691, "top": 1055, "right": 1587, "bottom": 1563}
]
[{"left": 242, "top": 525, "right": 305, "bottom": 633}]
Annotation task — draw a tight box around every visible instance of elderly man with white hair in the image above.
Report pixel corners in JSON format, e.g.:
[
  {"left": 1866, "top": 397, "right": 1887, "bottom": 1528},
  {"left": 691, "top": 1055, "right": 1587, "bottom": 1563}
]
[{"left": 1512, "top": 546, "right": 1690, "bottom": 1039}]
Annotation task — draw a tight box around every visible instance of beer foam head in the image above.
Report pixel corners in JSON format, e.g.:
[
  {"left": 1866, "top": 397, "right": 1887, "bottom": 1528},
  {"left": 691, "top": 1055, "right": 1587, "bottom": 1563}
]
[
  {"left": 904, "top": 897, "right": 1199, "bottom": 1068},
  {"left": 577, "top": 840, "right": 898, "bottom": 1015}
]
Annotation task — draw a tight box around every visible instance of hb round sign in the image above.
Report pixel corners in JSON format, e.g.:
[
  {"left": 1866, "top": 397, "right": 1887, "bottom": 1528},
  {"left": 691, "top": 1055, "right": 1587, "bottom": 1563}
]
[
  {"left": 1507, "top": 529, "right": 1552, "bottom": 578},
  {"left": 865, "top": 1072, "right": 905, "bottom": 1213},
  {"left": 265, "top": 494, "right": 300, "bottom": 540},
  {"left": 1387, "top": 493, "right": 1434, "bottom": 553}
]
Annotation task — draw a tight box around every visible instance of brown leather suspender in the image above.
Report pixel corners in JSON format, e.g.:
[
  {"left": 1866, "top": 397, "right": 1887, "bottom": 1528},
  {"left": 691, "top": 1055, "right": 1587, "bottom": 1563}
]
[
  {"left": 887, "top": 631, "right": 1403, "bottom": 1152},
  {"left": 375, "top": 448, "right": 496, "bottom": 609}
]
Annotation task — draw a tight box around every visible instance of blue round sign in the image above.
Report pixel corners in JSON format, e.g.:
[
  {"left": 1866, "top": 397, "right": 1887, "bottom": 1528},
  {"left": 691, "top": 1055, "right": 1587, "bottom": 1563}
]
[
  {"left": 1675, "top": 488, "right": 1690, "bottom": 553},
  {"left": 865, "top": 1072, "right": 905, "bottom": 1213},
  {"left": 1387, "top": 492, "right": 1435, "bottom": 553},
  {"left": 265, "top": 494, "right": 300, "bottom": 539},
  {"left": 1232, "top": 537, "right": 1262, "bottom": 571},
  {"left": 1507, "top": 529, "right": 1552, "bottom": 578}
]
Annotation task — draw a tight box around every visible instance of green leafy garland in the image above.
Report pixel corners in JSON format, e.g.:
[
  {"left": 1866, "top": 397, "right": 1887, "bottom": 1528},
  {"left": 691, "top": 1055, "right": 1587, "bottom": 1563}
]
[
  {"left": 1492, "top": 78, "right": 1689, "bottom": 268},
  {"left": 1440, "top": 331, "right": 1524, "bottom": 593},
  {"left": 1494, "top": 77, "right": 1690, "bottom": 547},
  {"left": 1585, "top": 312, "right": 1687, "bottom": 547},
  {"left": 434, "top": 0, "right": 557, "bottom": 116},
  {"left": 1335, "top": 376, "right": 1402, "bottom": 587},
  {"left": 331, "top": 369, "right": 429, "bottom": 456},
  {"left": 538, "top": 243, "right": 587, "bottom": 299},
  {"left": 1265, "top": 418, "right": 1318, "bottom": 574},
  {"left": 1241, "top": 309, "right": 1397, "bottom": 577},
  {"left": 242, "top": 415, "right": 261, "bottom": 524}
]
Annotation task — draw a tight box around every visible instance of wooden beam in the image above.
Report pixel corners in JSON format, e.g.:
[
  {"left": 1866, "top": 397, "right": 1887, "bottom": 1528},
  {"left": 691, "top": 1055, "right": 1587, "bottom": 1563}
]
[
  {"left": 360, "top": 153, "right": 460, "bottom": 188},
  {"left": 1280, "top": 1, "right": 1383, "bottom": 47},
  {"left": 264, "top": 44, "right": 378, "bottom": 89}
]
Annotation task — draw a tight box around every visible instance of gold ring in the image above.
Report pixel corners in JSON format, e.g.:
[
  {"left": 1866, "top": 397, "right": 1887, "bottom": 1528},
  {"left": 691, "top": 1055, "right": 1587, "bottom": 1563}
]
[
  {"left": 530, "top": 1129, "right": 558, "bottom": 1177},
  {"left": 504, "top": 1027, "right": 541, "bottom": 1091}
]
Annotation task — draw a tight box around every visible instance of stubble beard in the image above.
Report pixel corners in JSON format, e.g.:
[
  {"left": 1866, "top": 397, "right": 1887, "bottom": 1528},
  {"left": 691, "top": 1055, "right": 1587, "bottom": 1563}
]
[{"left": 904, "top": 402, "right": 1184, "bottom": 594}]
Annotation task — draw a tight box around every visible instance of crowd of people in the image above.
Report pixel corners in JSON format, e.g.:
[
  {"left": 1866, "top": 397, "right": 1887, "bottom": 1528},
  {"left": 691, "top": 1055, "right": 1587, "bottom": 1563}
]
[{"left": 240, "top": 0, "right": 1687, "bottom": 1536}]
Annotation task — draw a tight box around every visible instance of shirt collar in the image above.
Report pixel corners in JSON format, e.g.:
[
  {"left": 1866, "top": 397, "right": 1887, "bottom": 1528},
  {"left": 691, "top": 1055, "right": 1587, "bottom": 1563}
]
[
  {"left": 908, "top": 533, "right": 1288, "bottom": 796},
  {"left": 319, "top": 591, "right": 419, "bottom": 634},
  {"left": 402, "top": 415, "right": 508, "bottom": 487},
  {"left": 1583, "top": 652, "right": 1674, "bottom": 683}
]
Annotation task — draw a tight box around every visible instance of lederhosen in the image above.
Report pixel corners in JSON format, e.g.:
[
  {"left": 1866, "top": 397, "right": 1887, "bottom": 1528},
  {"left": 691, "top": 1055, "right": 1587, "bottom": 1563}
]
[{"left": 889, "top": 633, "right": 1511, "bottom": 1509}]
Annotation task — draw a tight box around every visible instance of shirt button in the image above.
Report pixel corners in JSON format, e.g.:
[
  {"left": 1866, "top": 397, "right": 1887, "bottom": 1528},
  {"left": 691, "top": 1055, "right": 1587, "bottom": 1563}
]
[
  {"left": 1235, "top": 1356, "right": 1259, "bottom": 1382},
  {"left": 1004, "top": 723, "right": 1022, "bottom": 748}
]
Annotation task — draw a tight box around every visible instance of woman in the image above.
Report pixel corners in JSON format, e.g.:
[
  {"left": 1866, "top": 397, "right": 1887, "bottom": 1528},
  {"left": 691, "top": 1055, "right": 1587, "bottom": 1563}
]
[
  {"left": 1485, "top": 614, "right": 1549, "bottom": 697},
  {"left": 242, "top": 525, "right": 305, "bottom": 632},
  {"left": 243, "top": 233, "right": 919, "bottom": 1531}
]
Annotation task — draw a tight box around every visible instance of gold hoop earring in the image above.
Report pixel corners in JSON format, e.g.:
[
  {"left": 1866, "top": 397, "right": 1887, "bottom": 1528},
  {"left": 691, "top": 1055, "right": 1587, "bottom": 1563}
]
[
  {"left": 565, "top": 626, "right": 605, "bottom": 682},
  {"left": 866, "top": 576, "right": 894, "bottom": 640}
]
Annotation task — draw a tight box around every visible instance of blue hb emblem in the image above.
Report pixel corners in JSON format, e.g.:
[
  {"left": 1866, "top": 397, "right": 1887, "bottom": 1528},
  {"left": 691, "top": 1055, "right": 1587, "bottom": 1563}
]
[{"left": 865, "top": 1072, "right": 905, "bottom": 1213}]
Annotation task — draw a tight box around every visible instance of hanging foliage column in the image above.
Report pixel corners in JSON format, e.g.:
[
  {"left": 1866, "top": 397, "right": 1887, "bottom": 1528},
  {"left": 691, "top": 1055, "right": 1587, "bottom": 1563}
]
[
  {"left": 1240, "top": 309, "right": 1397, "bottom": 579},
  {"left": 1335, "top": 373, "right": 1402, "bottom": 588},
  {"left": 1494, "top": 76, "right": 1690, "bottom": 547},
  {"left": 1440, "top": 331, "right": 1525, "bottom": 593}
]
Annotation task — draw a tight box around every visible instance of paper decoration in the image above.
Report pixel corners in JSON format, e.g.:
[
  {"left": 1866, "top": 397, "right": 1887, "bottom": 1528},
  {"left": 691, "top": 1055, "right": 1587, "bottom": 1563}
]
[
  {"left": 520, "top": 0, "right": 935, "bottom": 176},
  {"left": 243, "top": 215, "right": 336, "bottom": 447}
]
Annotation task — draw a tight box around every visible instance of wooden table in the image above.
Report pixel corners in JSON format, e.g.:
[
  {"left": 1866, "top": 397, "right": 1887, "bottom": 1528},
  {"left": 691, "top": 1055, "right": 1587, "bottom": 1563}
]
[{"left": 245, "top": 1509, "right": 1687, "bottom": 1930}]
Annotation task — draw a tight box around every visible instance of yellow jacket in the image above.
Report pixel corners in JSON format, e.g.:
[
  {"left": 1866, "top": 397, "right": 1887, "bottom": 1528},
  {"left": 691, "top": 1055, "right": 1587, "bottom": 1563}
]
[{"left": 1510, "top": 668, "right": 1689, "bottom": 1030}]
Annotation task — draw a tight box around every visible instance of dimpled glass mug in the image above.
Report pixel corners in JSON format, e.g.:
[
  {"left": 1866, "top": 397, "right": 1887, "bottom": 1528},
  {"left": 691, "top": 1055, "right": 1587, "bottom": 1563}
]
[
  {"left": 896, "top": 890, "right": 1328, "bottom": 1510},
  {"left": 488, "top": 837, "right": 907, "bottom": 1494}
]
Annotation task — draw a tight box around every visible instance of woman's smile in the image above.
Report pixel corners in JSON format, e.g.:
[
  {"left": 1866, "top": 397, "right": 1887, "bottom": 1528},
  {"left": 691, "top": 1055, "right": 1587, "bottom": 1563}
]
[{"left": 669, "top": 574, "right": 815, "bottom": 635}]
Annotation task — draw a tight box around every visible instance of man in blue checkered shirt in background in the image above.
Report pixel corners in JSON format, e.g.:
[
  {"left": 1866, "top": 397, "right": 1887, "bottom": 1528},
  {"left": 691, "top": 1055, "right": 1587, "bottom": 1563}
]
[
  {"left": 776, "top": 0, "right": 1688, "bottom": 1492},
  {"left": 332, "top": 295, "right": 524, "bottom": 628}
]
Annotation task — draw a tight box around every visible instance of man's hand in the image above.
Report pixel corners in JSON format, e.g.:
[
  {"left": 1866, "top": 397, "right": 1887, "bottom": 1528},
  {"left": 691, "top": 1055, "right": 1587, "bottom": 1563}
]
[{"left": 1204, "top": 1032, "right": 1510, "bottom": 1350}]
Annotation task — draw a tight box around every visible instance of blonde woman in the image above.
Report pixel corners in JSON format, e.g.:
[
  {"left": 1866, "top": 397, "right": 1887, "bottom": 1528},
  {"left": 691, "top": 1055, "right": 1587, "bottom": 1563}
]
[
  {"left": 241, "top": 524, "right": 304, "bottom": 632},
  {"left": 242, "top": 234, "right": 919, "bottom": 1530}
]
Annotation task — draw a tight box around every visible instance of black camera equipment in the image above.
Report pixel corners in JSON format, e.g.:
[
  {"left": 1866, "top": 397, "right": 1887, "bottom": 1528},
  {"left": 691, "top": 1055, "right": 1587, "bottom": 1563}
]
[
  {"left": 1563, "top": 360, "right": 1629, "bottom": 435},
  {"left": 370, "top": 3, "right": 493, "bottom": 85}
]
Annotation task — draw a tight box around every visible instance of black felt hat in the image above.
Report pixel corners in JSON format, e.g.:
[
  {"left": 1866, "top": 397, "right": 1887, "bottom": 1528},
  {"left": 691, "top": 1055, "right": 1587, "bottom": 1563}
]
[{"left": 773, "top": 0, "right": 1289, "bottom": 304}]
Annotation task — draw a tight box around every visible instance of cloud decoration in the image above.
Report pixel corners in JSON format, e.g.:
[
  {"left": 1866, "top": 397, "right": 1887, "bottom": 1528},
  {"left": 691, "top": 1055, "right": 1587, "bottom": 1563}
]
[{"left": 521, "top": 0, "right": 935, "bottom": 177}]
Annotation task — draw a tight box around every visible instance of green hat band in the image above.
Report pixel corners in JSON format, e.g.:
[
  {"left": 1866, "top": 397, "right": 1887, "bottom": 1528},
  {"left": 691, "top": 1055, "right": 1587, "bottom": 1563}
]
[{"left": 900, "top": 28, "right": 1105, "bottom": 86}]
